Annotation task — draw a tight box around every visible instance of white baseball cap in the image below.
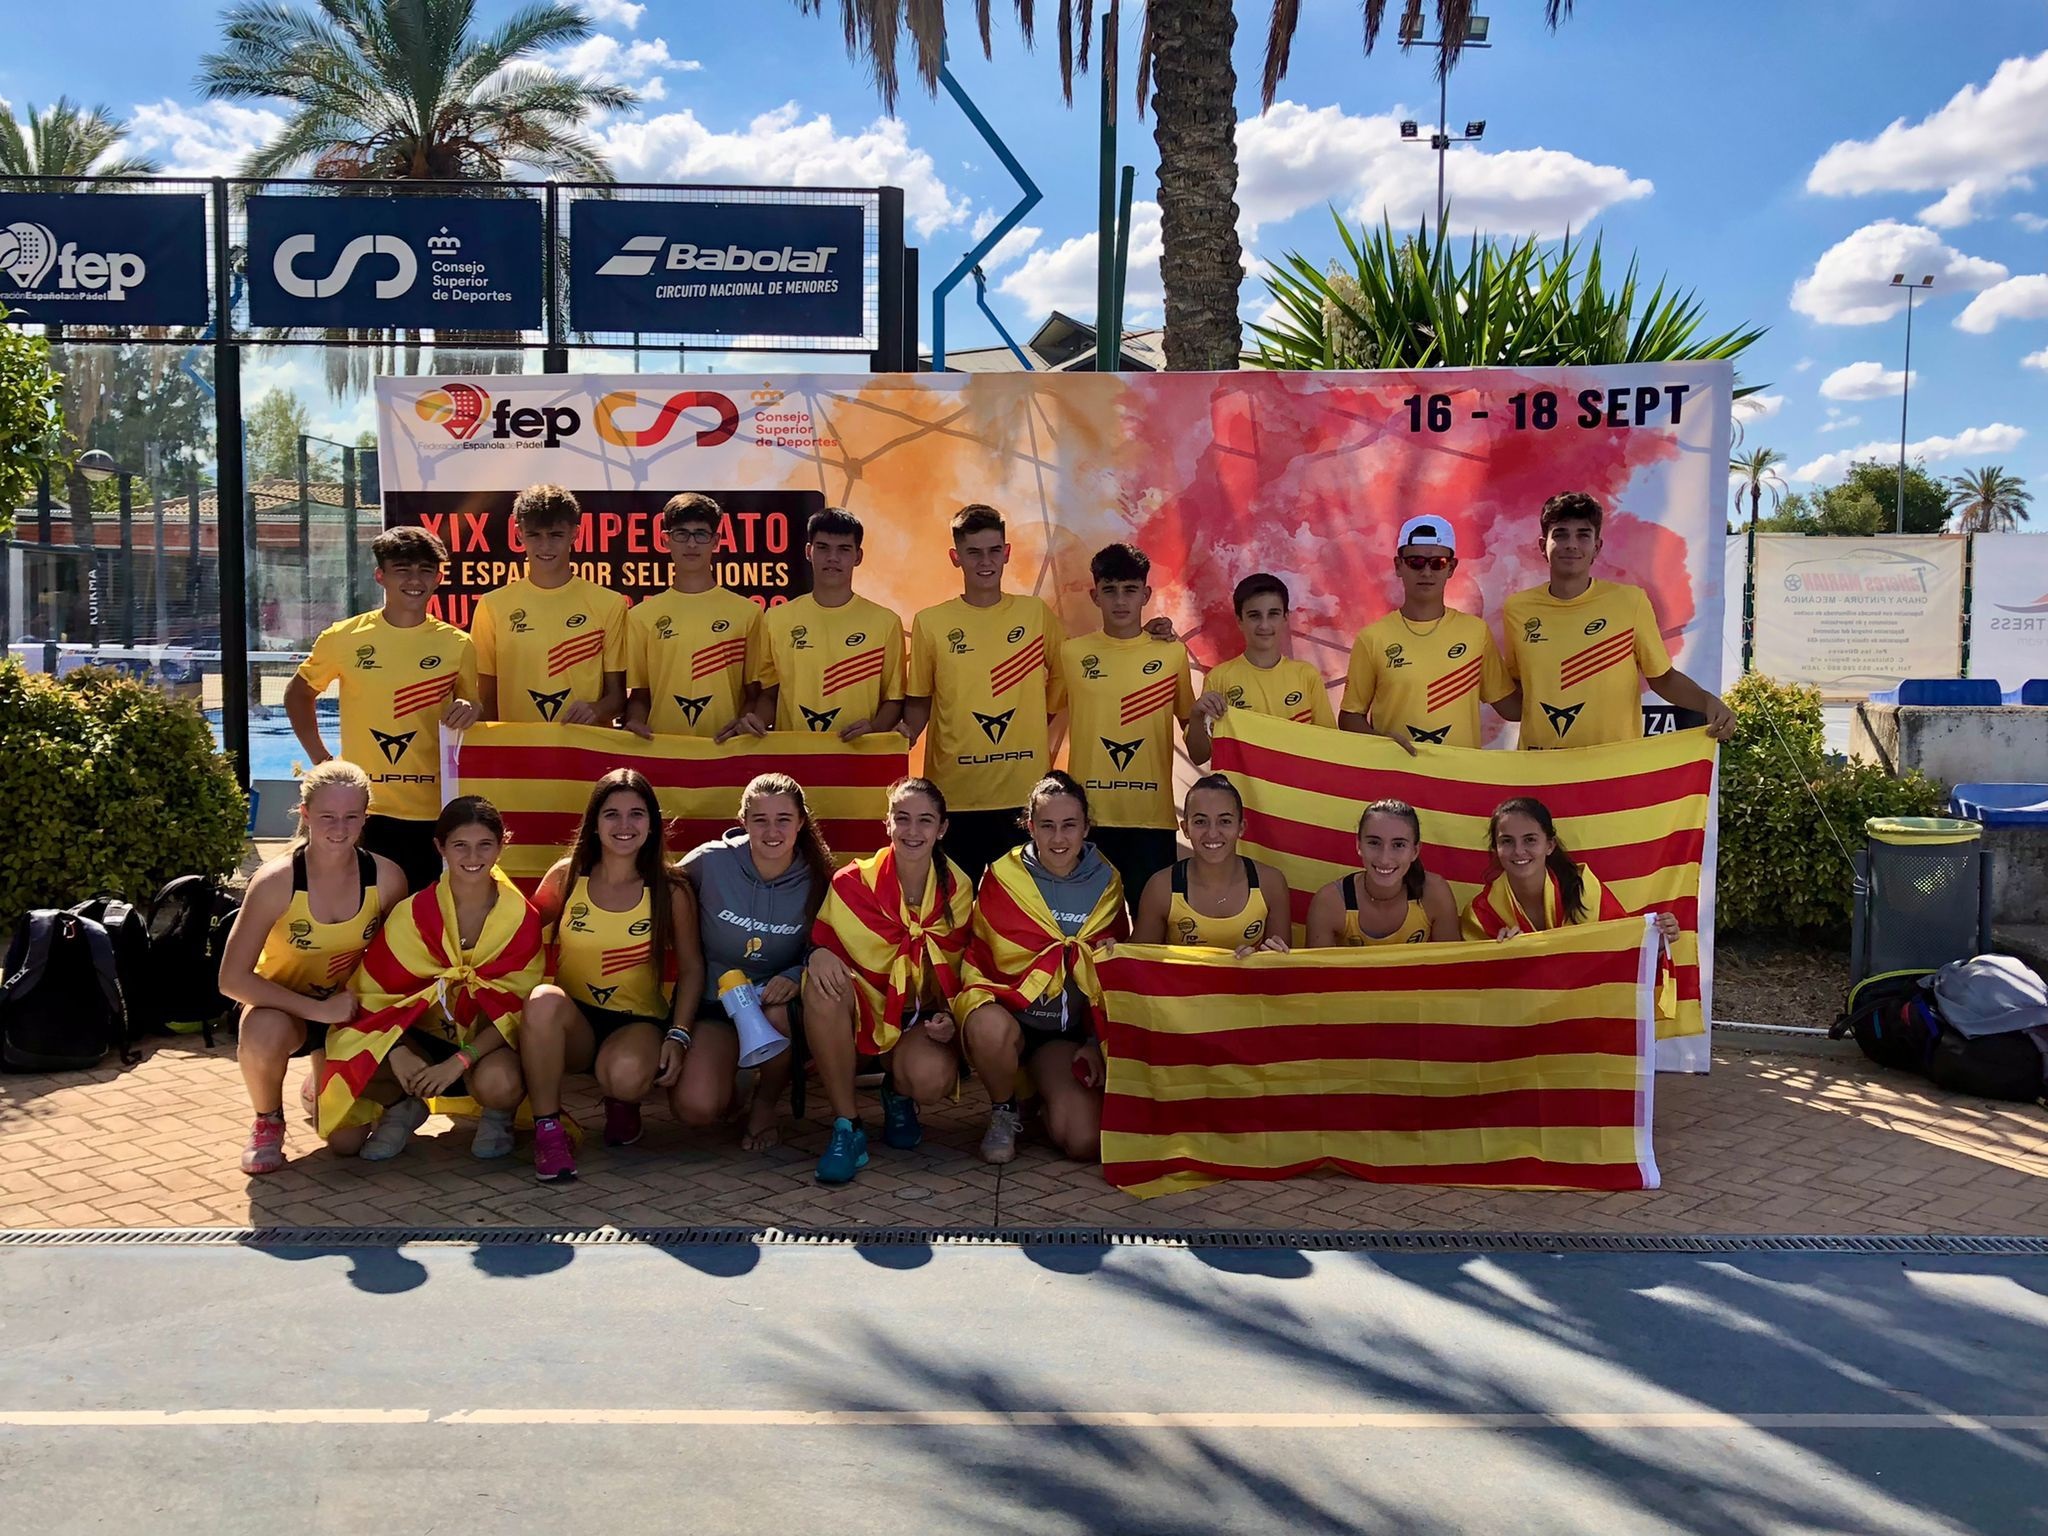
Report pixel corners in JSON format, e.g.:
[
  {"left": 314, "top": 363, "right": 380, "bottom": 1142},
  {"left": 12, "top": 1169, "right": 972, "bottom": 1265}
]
[{"left": 1396, "top": 515, "right": 1456, "bottom": 554}]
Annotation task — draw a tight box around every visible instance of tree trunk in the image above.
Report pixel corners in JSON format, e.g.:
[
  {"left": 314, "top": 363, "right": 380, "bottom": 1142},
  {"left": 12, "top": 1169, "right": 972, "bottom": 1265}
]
[{"left": 1147, "top": 0, "right": 1244, "bottom": 372}]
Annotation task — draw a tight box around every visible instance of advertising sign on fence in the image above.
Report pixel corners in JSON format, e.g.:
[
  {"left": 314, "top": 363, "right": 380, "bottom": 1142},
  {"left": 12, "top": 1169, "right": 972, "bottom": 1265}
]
[
  {"left": 0, "top": 192, "right": 208, "bottom": 325},
  {"left": 1751, "top": 534, "right": 1965, "bottom": 694},
  {"left": 1966, "top": 532, "right": 2048, "bottom": 687},
  {"left": 568, "top": 199, "right": 866, "bottom": 338},
  {"left": 246, "top": 194, "right": 543, "bottom": 330}
]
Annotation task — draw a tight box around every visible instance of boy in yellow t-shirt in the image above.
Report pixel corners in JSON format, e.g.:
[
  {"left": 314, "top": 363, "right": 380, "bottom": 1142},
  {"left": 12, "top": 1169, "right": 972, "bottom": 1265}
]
[
  {"left": 1504, "top": 491, "right": 1735, "bottom": 749},
  {"left": 1195, "top": 572, "right": 1335, "bottom": 734},
  {"left": 623, "top": 492, "right": 763, "bottom": 740},
  {"left": 741, "top": 506, "right": 903, "bottom": 740},
  {"left": 472, "top": 485, "right": 628, "bottom": 726},
  {"left": 286, "top": 526, "right": 480, "bottom": 890}
]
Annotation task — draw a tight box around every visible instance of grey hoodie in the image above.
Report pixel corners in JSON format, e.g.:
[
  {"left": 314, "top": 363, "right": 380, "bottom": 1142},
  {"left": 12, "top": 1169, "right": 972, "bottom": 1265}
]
[
  {"left": 681, "top": 830, "right": 816, "bottom": 1002},
  {"left": 1012, "top": 841, "right": 1118, "bottom": 1037}
]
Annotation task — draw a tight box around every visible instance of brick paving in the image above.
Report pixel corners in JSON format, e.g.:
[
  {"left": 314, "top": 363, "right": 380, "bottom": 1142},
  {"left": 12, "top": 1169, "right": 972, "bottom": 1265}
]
[{"left": 1, "top": 1037, "right": 2044, "bottom": 1234}]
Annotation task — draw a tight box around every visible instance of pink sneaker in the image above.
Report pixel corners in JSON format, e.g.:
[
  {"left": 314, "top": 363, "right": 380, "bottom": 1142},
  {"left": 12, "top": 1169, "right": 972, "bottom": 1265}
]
[
  {"left": 532, "top": 1117, "right": 577, "bottom": 1183},
  {"left": 603, "top": 1096, "right": 643, "bottom": 1147},
  {"left": 241, "top": 1114, "right": 286, "bottom": 1176}
]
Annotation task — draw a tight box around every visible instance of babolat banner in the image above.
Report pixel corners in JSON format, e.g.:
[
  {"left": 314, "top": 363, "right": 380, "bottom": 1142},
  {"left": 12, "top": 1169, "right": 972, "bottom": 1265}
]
[
  {"left": 569, "top": 199, "right": 865, "bottom": 338},
  {"left": 0, "top": 192, "right": 209, "bottom": 325},
  {"left": 246, "top": 194, "right": 543, "bottom": 330}
]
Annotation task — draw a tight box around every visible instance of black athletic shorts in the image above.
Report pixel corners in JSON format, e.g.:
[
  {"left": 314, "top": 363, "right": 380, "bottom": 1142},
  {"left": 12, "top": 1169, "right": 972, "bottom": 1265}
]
[
  {"left": 577, "top": 1004, "right": 664, "bottom": 1047},
  {"left": 362, "top": 814, "right": 441, "bottom": 893},
  {"left": 1089, "top": 825, "right": 1178, "bottom": 919},
  {"left": 942, "top": 807, "right": 1027, "bottom": 886},
  {"left": 1017, "top": 1019, "right": 1086, "bottom": 1065}
]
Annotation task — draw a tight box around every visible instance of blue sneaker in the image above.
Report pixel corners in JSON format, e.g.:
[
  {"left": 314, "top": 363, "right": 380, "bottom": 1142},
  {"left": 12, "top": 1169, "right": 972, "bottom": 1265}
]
[
  {"left": 880, "top": 1086, "right": 923, "bottom": 1150},
  {"left": 815, "top": 1117, "right": 869, "bottom": 1186}
]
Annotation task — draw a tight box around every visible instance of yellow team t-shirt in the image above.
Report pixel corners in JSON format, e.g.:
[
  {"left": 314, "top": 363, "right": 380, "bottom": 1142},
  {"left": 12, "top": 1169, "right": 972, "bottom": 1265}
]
[
  {"left": 473, "top": 576, "right": 628, "bottom": 724},
  {"left": 1503, "top": 579, "right": 1672, "bottom": 749},
  {"left": 297, "top": 611, "right": 477, "bottom": 821},
  {"left": 755, "top": 593, "right": 905, "bottom": 733},
  {"left": 1061, "top": 632, "right": 1196, "bottom": 830},
  {"left": 1341, "top": 609, "right": 1513, "bottom": 748},
  {"left": 1203, "top": 654, "right": 1334, "bottom": 727},
  {"left": 908, "top": 593, "right": 1066, "bottom": 813},
  {"left": 627, "top": 585, "right": 762, "bottom": 737}
]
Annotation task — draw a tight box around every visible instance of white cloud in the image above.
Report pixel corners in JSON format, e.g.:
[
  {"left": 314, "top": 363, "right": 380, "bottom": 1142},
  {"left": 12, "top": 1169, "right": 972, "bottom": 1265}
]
[
  {"left": 541, "top": 34, "right": 698, "bottom": 84},
  {"left": 1819, "top": 360, "right": 1912, "bottom": 400},
  {"left": 2015, "top": 211, "right": 2048, "bottom": 232},
  {"left": 1237, "top": 101, "right": 1651, "bottom": 242},
  {"left": 1788, "top": 221, "right": 2007, "bottom": 324},
  {"left": 598, "top": 104, "right": 968, "bottom": 237},
  {"left": 1954, "top": 273, "right": 2048, "bottom": 333},
  {"left": 2024, "top": 346, "right": 2048, "bottom": 371},
  {"left": 981, "top": 223, "right": 1043, "bottom": 273},
  {"left": 1793, "top": 357, "right": 1815, "bottom": 372},
  {"left": 585, "top": 0, "right": 644, "bottom": 27},
  {"left": 1731, "top": 392, "right": 1784, "bottom": 423},
  {"left": 998, "top": 201, "right": 1164, "bottom": 319},
  {"left": 1818, "top": 414, "right": 1863, "bottom": 434},
  {"left": 1807, "top": 50, "right": 2048, "bottom": 223},
  {"left": 124, "top": 98, "right": 286, "bottom": 176},
  {"left": 1791, "top": 422, "right": 2025, "bottom": 483}
]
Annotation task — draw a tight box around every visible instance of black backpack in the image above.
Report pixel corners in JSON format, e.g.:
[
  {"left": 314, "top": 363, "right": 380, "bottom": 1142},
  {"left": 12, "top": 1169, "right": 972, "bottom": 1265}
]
[
  {"left": 1832, "top": 971, "right": 1940, "bottom": 1073},
  {"left": 144, "top": 876, "right": 241, "bottom": 1044},
  {"left": 68, "top": 896, "right": 153, "bottom": 1032},
  {"left": 0, "top": 909, "right": 134, "bottom": 1072}
]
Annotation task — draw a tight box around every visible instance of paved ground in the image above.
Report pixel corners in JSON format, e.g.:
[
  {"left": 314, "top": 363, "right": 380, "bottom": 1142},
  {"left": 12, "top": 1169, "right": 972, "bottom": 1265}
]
[
  {"left": 2, "top": 1034, "right": 2045, "bottom": 1234},
  {"left": 4, "top": 1241, "right": 2045, "bottom": 1534}
]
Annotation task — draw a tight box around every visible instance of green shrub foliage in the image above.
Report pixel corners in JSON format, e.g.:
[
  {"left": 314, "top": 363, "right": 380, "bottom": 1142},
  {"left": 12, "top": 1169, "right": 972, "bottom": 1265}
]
[
  {"left": 1716, "top": 673, "right": 1944, "bottom": 936},
  {"left": 0, "top": 660, "right": 246, "bottom": 917}
]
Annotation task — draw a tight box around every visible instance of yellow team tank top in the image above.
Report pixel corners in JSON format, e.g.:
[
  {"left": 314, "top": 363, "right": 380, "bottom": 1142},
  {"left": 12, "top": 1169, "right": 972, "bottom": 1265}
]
[
  {"left": 255, "top": 849, "right": 381, "bottom": 999},
  {"left": 554, "top": 875, "right": 669, "bottom": 1020},
  {"left": 1339, "top": 872, "right": 1429, "bottom": 946},
  {"left": 1167, "top": 857, "right": 1271, "bottom": 949}
]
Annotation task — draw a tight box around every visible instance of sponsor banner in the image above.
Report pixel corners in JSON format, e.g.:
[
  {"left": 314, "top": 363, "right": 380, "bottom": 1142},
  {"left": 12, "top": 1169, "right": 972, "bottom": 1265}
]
[
  {"left": 1751, "top": 534, "right": 1964, "bottom": 694},
  {"left": 246, "top": 194, "right": 542, "bottom": 330},
  {"left": 0, "top": 192, "right": 208, "bottom": 325},
  {"left": 1965, "top": 532, "right": 2048, "bottom": 688},
  {"left": 569, "top": 199, "right": 865, "bottom": 338}
]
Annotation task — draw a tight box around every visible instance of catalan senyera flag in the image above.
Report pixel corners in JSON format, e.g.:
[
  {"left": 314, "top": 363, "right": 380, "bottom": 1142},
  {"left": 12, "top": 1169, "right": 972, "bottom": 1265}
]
[
  {"left": 809, "top": 847, "right": 975, "bottom": 1056},
  {"left": 1211, "top": 711, "right": 1715, "bottom": 1044},
  {"left": 1097, "top": 920, "right": 1662, "bottom": 1197},
  {"left": 448, "top": 722, "right": 909, "bottom": 887}
]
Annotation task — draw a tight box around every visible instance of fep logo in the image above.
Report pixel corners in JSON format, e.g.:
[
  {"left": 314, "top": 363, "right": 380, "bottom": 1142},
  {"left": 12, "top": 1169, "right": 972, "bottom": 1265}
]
[
  {"left": 595, "top": 389, "right": 739, "bottom": 448},
  {"left": 0, "top": 220, "right": 148, "bottom": 298},
  {"left": 275, "top": 233, "right": 417, "bottom": 299},
  {"left": 415, "top": 383, "right": 492, "bottom": 441}
]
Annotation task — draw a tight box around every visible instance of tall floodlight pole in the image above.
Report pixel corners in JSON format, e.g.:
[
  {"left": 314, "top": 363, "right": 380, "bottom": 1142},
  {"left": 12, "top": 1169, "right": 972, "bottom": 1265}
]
[
  {"left": 1888, "top": 273, "right": 1933, "bottom": 534},
  {"left": 1396, "top": 10, "right": 1491, "bottom": 231}
]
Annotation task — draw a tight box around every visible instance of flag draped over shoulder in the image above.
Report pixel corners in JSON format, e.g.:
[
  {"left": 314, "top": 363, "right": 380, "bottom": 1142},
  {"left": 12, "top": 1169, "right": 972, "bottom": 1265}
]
[
  {"left": 450, "top": 723, "right": 908, "bottom": 887},
  {"left": 810, "top": 848, "right": 975, "bottom": 1055},
  {"left": 1212, "top": 712, "right": 1715, "bottom": 1044},
  {"left": 317, "top": 869, "right": 544, "bottom": 1136},
  {"left": 1097, "top": 920, "right": 1663, "bottom": 1198},
  {"left": 955, "top": 851, "right": 1130, "bottom": 1032},
  {"left": 1460, "top": 864, "right": 1627, "bottom": 939}
]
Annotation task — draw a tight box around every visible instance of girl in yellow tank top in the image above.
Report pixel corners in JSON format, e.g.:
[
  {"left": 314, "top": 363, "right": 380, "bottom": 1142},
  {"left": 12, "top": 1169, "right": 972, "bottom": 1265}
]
[
  {"left": 553, "top": 875, "right": 668, "bottom": 1021},
  {"left": 1133, "top": 774, "right": 1292, "bottom": 956},
  {"left": 1306, "top": 799, "right": 1460, "bottom": 948},
  {"left": 218, "top": 760, "right": 407, "bottom": 1176}
]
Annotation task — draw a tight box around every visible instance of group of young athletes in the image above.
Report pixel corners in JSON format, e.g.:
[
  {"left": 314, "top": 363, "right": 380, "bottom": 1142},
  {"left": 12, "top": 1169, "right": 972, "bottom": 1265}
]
[{"left": 222, "top": 485, "right": 1731, "bottom": 1188}]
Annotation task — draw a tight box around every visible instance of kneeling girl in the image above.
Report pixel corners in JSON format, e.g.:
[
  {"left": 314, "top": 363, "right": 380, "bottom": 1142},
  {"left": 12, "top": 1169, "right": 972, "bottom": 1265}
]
[
  {"left": 1461, "top": 797, "right": 1680, "bottom": 945},
  {"left": 1305, "top": 799, "right": 1460, "bottom": 947}
]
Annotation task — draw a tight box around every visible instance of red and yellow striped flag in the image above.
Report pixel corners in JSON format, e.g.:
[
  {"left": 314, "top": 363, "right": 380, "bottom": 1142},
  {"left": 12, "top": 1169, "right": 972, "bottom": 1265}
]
[
  {"left": 1211, "top": 711, "right": 1715, "bottom": 1046},
  {"left": 809, "top": 847, "right": 975, "bottom": 1055},
  {"left": 1098, "top": 919, "right": 1663, "bottom": 1197},
  {"left": 450, "top": 723, "right": 909, "bottom": 887}
]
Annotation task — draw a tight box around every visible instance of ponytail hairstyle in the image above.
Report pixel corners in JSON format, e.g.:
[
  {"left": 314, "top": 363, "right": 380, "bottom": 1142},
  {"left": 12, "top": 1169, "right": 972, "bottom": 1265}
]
[
  {"left": 1020, "top": 769, "right": 1092, "bottom": 831},
  {"left": 1184, "top": 772, "right": 1244, "bottom": 816},
  {"left": 1486, "top": 796, "right": 1586, "bottom": 921},
  {"left": 1357, "top": 798, "right": 1428, "bottom": 900},
  {"left": 290, "top": 759, "right": 372, "bottom": 854},
  {"left": 435, "top": 794, "right": 507, "bottom": 846},
  {"left": 885, "top": 775, "right": 954, "bottom": 903},
  {"left": 740, "top": 772, "right": 834, "bottom": 922},
  {"left": 572, "top": 768, "right": 678, "bottom": 993}
]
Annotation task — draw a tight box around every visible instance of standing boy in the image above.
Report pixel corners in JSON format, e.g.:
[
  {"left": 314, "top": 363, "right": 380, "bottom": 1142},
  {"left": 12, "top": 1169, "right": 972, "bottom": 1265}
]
[
  {"left": 1341, "top": 516, "right": 1518, "bottom": 749},
  {"left": 472, "top": 484, "right": 627, "bottom": 726},
  {"left": 1504, "top": 491, "right": 1734, "bottom": 749},
  {"left": 285, "top": 526, "right": 479, "bottom": 891},
  {"left": 744, "top": 507, "right": 904, "bottom": 740},
  {"left": 624, "top": 492, "right": 763, "bottom": 740},
  {"left": 1062, "top": 543, "right": 1204, "bottom": 908},
  {"left": 903, "top": 505, "right": 1066, "bottom": 882},
  {"left": 1195, "top": 572, "right": 1335, "bottom": 733}
]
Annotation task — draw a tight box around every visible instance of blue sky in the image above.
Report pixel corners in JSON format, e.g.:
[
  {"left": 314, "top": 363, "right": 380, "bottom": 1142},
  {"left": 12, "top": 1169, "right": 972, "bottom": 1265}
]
[{"left": 9, "top": 0, "right": 2048, "bottom": 501}]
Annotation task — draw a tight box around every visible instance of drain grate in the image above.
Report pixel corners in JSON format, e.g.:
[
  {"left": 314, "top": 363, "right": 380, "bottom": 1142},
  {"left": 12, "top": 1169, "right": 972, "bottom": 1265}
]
[{"left": 1, "top": 1227, "right": 2044, "bottom": 1255}]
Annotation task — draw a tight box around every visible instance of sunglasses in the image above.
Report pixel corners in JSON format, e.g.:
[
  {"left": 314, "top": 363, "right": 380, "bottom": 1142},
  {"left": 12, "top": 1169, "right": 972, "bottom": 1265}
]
[{"left": 1400, "top": 554, "right": 1453, "bottom": 572}]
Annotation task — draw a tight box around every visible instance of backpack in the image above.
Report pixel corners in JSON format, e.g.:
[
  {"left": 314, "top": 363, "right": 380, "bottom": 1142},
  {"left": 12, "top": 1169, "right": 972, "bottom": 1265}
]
[
  {"left": 0, "top": 909, "right": 134, "bottom": 1072},
  {"left": 1926, "top": 1028, "right": 2043, "bottom": 1102},
  {"left": 1925, "top": 955, "right": 2047, "bottom": 1102},
  {"left": 1831, "top": 970, "right": 1940, "bottom": 1073},
  {"left": 144, "top": 876, "right": 241, "bottom": 1044},
  {"left": 68, "top": 896, "right": 153, "bottom": 1032}
]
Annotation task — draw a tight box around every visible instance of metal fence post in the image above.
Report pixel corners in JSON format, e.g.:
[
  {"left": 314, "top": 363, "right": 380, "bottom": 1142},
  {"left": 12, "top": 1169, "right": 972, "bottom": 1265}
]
[
  {"left": 871, "top": 187, "right": 905, "bottom": 373},
  {"left": 342, "top": 445, "right": 360, "bottom": 609},
  {"left": 118, "top": 472, "right": 135, "bottom": 647},
  {"left": 213, "top": 177, "right": 251, "bottom": 789}
]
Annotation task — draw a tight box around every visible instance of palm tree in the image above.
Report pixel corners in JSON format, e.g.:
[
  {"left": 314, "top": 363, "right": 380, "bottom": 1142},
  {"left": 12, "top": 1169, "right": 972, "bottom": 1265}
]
[
  {"left": 796, "top": 1, "right": 1574, "bottom": 370},
  {"left": 1731, "top": 446, "right": 1788, "bottom": 529},
  {"left": 1944, "top": 466, "right": 2032, "bottom": 534},
  {"left": 197, "top": 0, "right": 639, "bottom": 181},
  {"left": 0, "top": 98, "right": 160, "bottom": 190}
]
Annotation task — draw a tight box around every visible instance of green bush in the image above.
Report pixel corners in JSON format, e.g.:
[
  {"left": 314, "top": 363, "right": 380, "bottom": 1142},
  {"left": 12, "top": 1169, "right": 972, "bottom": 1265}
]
[
  {"left": 1716, "top": 673, "right": 1945, "bottom": 936},
  {"left": 0, "top": 660, "right": 247, "bottom": 918}
]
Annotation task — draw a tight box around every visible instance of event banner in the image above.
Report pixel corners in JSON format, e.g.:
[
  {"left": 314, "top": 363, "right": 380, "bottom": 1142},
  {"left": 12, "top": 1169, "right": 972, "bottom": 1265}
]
[
  {"left": 1965, "top": 532, "right": 2048, "bottom": 688},
  {"left": 1097, "top": 920, "right": 1662, "bottom": 1198},
  {"left": 0, "top": 191, "right": 208, "bottom": 326},
  {"left": 376, "top": 365, "right": 1731, "bottom": 737},
  {"left": 1211, "top": 712, "right": 1716, "bottom": 1072},
  {"left": 246, "top": 194, "right": 543, "bottom": 331},
  {"left": 1751, "top": 534, "right": 1964, "bottom": 694}
]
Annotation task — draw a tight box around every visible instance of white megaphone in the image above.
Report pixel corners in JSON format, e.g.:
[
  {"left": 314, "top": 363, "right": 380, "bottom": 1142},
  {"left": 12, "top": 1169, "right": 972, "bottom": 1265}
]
[{"left": 720, "top": 969, "right": 790, "bottom": 1069}]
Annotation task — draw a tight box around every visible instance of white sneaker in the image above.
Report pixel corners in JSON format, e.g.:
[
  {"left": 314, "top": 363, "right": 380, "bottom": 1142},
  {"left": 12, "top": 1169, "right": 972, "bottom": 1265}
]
[
  {"left": 472, "top": 1107, "right": 516, "bottom": 1160},
  {"left": 979, "top": 1103, "right": 1022, "bottom": 1165},
  {"left": 360, "top": 1097, "right": 428, "bottom": 1162}
]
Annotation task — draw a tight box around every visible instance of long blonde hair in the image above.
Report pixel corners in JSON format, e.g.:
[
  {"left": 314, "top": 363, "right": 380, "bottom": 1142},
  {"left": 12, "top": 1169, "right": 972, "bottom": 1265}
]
[{"left": 290, "top": 759, "right": 372, "bottom": 853}]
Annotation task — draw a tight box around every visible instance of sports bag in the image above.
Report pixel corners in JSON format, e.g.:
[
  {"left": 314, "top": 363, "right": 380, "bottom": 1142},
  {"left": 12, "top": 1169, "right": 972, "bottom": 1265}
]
[
  {"left": 68, "top": 896, "right": 153, "bottom": 1032},
  {"left": 144, "top": 875, "right": 241, "bottom": 1044},
  {"left": 0, "top": 909, "right": 133, "bottom": 1072},
  {"left": 1831, "top": 970, "right": 1939, "bottom": 1073}
]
